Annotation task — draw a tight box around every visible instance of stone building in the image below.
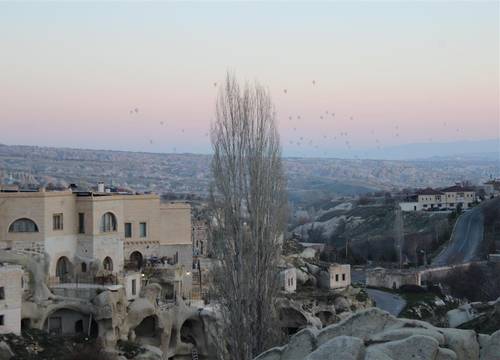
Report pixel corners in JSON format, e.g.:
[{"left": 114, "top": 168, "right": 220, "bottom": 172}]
[
  {"left": 0, "top": 185, "right": 193, "bottom": 298},
  {"left": 279, "top": 268, "right": 297, "bottom": 293},
  {"left": 327, "top": 264, "right": 351, "bottom": 289},
  {"left": 366, "top": 267, "right": 421, "bottom": 289},
  {"left": 399, "top": 185, "right": 476, "bottom": 212},
  {"left": 0, "top": 264, "right": 23, "bottom": 335}
]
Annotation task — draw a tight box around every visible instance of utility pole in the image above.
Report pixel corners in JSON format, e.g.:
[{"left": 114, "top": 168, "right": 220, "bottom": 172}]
[{"left": 395, "top": 206, "right": 404, "bottom": 268}]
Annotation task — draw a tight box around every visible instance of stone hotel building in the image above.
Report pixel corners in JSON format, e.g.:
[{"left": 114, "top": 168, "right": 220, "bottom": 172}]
[{"left": 0, "top": 184, "right": 193, "bottom": 298}]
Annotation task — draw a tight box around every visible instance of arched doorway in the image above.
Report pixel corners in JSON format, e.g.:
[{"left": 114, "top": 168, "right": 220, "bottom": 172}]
[
  {"left": 43, "top": 309, "right": 97, "bottom": 337},
  {"left": 130, "top": 251, "right": 143, "bottom": 270},
  {"left": 56, "top": 256, "right": 72, "bottom": 283},
  {"left": 75, "top": 319, "right": 84, "bottom": 333},
  {"left": 279, "top": 307, "right": 308, "bottom": 335},
  {"left": 180, "top": 318, "right": 209, "bottom": 357},
  {"left": 21, "top": 318, "right": 31, "bottom": 331},
  {"left": 134, "top": 315, "right": 161, "bottom": 346},
  {"left": 314, "top": 310, "right": 336, "bottom": 327},
  {"left": 103, "top": 256, "right": 113, "bottom": 271}
]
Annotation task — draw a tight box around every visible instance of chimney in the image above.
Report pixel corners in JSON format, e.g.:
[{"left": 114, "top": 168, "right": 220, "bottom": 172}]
[{"left": 97, "top": 182, "right": 105, "bottom": 193}]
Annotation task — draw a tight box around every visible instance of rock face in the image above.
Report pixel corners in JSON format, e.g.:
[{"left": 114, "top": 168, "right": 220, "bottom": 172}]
[
  {"left": 0, "top": 341, "right": 14, "bottom": 360},
  {"left": 254, "top": 308, "right": 498, "bottom": 360}
]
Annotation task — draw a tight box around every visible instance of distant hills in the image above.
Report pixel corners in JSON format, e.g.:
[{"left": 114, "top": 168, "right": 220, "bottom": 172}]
[
  {"left": 336, "top": 139, "right": 499, "bottom": 161},
  {"left": 0, "top": 142, "right": 498, "bottom": 197}
]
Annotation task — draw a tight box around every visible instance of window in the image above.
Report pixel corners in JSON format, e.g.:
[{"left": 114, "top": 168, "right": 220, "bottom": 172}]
[
  {"left": 53, "top": 214, "right": 63, "bottom": 230},
  {"left": 140, "top": 222, "right": 147, "bottom": 238},
  {"left": 9, "top": 218, "right": 39, "bottom": 233},
  {"left": 342, "top": 273, "right": 346, "bottom": 281},
  {"left": 81, "top": 263, "right": 87, "bottom": 273},
  {"left": 335, "top": 274, "right": 339, "bottom": 282},
  {"left": 78, "top": 213, "right": 85, "bottom": 234},
  {"left": 0, "top": 315, "right": 4, "bottom": 326},
  {"left": 56, "top": 257, "right": 71, "bottom": 282},
  {"left": 103, "top": 257, "right": 113, "bottom": 271},
  {"left": 131, "top": 279, "right": 137, "bottom": 296},
  {"left": 0, "top": 287, "right": 4, "bottom": 300},
  {"left": 100, "top": 212, "right": 117, "bottom": 232},
  {"left": 125, "top": 222, "right": 132, "bottom": 238}
]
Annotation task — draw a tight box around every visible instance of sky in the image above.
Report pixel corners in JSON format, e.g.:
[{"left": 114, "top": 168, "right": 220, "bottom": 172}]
[{"left": 0, "top": 1, "right": 498, "bottom": 157}]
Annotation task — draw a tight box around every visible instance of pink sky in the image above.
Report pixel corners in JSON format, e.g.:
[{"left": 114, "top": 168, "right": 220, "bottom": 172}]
[{"left": 0, "top": 2, "right": 498, "bottom": 157}]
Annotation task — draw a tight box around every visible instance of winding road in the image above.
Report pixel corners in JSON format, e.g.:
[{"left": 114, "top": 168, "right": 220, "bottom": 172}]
[
  {"left": 432, "top": 205, "right": 485, "bottom": 266},
  {"left": 353, "top": 270, "right": 406, "bottom": 316}
]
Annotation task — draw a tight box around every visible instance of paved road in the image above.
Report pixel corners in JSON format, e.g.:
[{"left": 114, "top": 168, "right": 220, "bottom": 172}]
[
  {"left": 365, "top": 288, "right": 406, "bottom": 316},
  {"left": 432, "top": 206, "right": 485, "bottom": 266}
]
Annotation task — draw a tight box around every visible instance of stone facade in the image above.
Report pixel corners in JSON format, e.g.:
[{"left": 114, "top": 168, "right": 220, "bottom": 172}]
[
  {"left": 0, "top": 187, "right": 193, "bottom": 296},
  {"left": 124, "top": 272, "right": 142, "bottom": 301},
  {"left": 366, "top": 267, "right": 421, "bottom": 289},
  {"left": 0, "top": 264, "right": 23, "bottom": 335},
  {"left": 399, "top": 185, "right": 476, "bottom": 212},
  {"left": 280, "top": 268, "right": 297, "bottom": 293},
  {"left": 328, "top": 264, "right": 351, "bottom": 289}
]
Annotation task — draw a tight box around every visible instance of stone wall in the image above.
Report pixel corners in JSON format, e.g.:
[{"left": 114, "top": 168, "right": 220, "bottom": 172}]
[
  {"left": 366, "top": 268, "right": 421, "bottom": 289},
  {"left": 0, "top": 265, "right": 23, "bottom": 335}
]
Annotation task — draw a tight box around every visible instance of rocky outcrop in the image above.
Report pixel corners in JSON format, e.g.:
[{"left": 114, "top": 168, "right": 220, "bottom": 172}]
[
  {"left": 0, "top": 341, "right": 13, "bottom": 360},
  {"left": 254, "top": 308, "right": 500, "bottom": 360}
]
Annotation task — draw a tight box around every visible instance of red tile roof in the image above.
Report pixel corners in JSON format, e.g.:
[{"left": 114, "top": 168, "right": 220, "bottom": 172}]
[
  {"left": 441, "top": 185, "right": 474, "bottom": 193},
  {"left": 416, "top": 188, "right": 443, "bottom": 196}
]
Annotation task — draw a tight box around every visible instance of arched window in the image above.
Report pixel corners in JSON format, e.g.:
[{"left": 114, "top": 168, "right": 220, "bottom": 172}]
[
  {"left": 103, "top": 257, "right": 113, "bottom": 271},
  {"left": 100, "top": 212, "right": 117, "bottom": 233},
  {"left": 130, "top": 251, "right": 143, "bottom": 270},
  {"left": 81, "top": 262, "right": 87, "bottom": 273},
  {"left": 56, "top": 256, "right": 71, "bottom": 283},
  {"left": 9, "top": 218, "right": 39, "bottom": 233}
]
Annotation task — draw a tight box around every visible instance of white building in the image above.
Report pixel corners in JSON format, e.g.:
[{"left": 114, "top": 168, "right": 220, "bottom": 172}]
[
  {"left": 399, "top": 185, "right": 476, "bottom": 212},
  {"left": 327, "top": 264, "right": 351, "bottom": 289},
  {"left": 366, "top": 267, "right": 421, "bottom": 289},
  {"left": 280, "top": 268, "right": 296, "bottom": 293},
  {"left": 0, "top": 264, "right": 23, "bottom": 335},
  {"left": 124, "top": 272, "right": 142, "bottom": 301}
]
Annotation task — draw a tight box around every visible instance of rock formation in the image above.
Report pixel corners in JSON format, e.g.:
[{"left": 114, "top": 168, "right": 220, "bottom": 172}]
[{"left": 254, "top": 307, "right": 500, "bottom": 360}]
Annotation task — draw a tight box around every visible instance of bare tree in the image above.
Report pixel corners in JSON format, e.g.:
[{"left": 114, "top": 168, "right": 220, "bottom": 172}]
[{"left": 209, "top": 73, "right": 287, "bottom": 360}]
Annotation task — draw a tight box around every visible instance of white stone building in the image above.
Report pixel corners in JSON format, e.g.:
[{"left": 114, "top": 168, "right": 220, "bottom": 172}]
[
  {"left": 280, "top": 268, "right": 296, "bottom": 293},
  {"left": 0, "top": 186, "right": 193, "bottom": 298},
  {"left": 366, "top": 267, "right": 421, "bottom": 289},
  {"left": 327, "top": 264, "right": 351, "bottom": 289},
  {"left": 399, "top": 185, "right": 476, "bottom": 212},
  {"left": 0, "top": 264, "right": 23, "bottom": 335}
]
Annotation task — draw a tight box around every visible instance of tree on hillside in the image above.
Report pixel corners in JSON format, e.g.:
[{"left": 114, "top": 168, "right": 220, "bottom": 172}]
[{"left": 209, "top": 73, "right": 287, "bottom": 360}]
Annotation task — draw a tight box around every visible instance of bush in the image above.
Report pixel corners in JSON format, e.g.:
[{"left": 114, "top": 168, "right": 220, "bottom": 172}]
[
  {"left": 355, "top": 290, "right": 369, "bottom": 302},
  {"left": 117, "top": 340, "right": 145, "bottom": 359}
]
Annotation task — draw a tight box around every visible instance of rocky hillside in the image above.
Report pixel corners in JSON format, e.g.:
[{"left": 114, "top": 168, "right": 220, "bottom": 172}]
[
  {"left": 292, "top": 201, "right": 451, "bottom": 264},
  {"left": 278, "top": 239, "right": 373, "bottom": 333},
  {"left": 254, "top": 307, "right": 500, "bottom": 360}
]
